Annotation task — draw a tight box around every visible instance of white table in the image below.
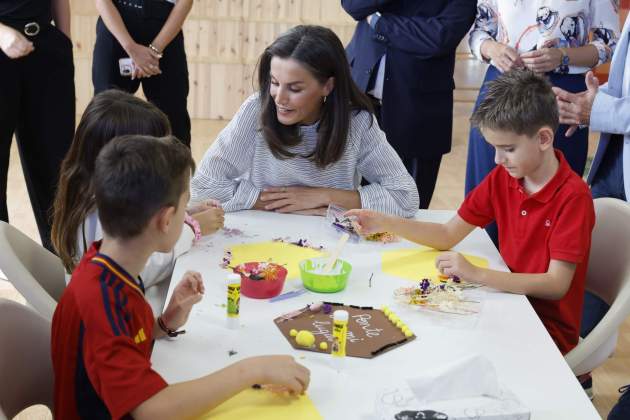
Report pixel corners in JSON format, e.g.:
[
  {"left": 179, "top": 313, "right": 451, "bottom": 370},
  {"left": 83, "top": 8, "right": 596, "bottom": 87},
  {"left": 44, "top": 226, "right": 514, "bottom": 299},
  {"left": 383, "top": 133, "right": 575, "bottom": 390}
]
[{"left": 152, "top": 210, "right": 599, "bottom": 420}]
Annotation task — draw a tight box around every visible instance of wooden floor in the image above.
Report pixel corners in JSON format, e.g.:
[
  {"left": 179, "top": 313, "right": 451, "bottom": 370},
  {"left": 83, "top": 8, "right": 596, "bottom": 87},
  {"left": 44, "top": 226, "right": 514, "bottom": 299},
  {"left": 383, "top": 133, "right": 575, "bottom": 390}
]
[{"left": 2, "top": 102, "right": 628, "bottom": 419}]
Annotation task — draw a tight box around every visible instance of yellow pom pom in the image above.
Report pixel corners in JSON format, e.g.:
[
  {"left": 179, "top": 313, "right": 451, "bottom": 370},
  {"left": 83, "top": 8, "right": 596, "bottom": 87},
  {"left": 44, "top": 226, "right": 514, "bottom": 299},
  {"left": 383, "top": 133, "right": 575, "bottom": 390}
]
[
  {"left": 319, "top": 342, "right": 328, "bottom": 351},
  {"left": 404, "top": 330, "right": 413, "bottom": 338},
  {"left": 289, "top": 329, "right": 298, "bottom": 337},
  {"left": 395, "top": 320, "right": 404, "bottom": 328},
  {"left": 296, "top": 330, "right": 315, "bottom": 347}
]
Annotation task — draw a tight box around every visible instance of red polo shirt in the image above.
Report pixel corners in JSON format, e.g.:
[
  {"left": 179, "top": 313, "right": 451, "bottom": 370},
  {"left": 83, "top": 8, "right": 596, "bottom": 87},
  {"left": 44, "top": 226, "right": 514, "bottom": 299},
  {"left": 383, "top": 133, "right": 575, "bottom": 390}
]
[
  {"left": 458, "top": 150, "right": 595, "bottom": 354},
  {"left": 52, "top": 242, "right": 167, "bottom": 419}
]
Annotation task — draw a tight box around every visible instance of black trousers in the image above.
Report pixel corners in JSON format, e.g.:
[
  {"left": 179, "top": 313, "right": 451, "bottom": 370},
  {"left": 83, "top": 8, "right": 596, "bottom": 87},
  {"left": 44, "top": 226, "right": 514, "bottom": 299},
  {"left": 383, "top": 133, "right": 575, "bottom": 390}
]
[
  {"left": 372, "top": 100, "right": 443, "bottom": 209},
  {"left": 0, "top": 21, "right": 75, "bottom": 250},
  {"left": 92, "top": 0, "right": 191, "bottom": 146}
]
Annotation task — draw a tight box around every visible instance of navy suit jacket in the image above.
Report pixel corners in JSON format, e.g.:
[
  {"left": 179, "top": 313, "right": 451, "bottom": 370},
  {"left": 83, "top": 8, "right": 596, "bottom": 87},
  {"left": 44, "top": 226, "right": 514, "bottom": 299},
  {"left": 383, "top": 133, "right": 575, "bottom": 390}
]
[{"left": 343, "top": 0, "right": 476, "bottom": 158}]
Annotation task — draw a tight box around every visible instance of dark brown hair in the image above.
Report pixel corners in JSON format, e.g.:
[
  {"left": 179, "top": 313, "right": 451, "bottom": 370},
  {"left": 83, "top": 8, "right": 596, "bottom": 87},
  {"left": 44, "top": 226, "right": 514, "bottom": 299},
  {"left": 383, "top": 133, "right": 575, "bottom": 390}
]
[
  {"left": 94, "top": 135, "right": 195, "bottom": 239},
  {"left": 257, "top": 25, "right": 373, "bottom": 167},
  {"left": 470, "top": 69, "right": 559, "bottom": 136},
  {"left": 51, "top": 90, "right": 172, "bottom": 272}
]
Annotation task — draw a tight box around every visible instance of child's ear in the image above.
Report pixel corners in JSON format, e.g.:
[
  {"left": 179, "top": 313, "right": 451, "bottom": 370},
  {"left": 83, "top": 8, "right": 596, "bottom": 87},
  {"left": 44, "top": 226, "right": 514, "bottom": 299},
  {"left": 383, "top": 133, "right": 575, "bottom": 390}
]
[
  {"left": 155, "top": 206, "right": 176, "bottom": 233},
  {"left": 538, "top": 127, "right": 555, "bottom": 150}
]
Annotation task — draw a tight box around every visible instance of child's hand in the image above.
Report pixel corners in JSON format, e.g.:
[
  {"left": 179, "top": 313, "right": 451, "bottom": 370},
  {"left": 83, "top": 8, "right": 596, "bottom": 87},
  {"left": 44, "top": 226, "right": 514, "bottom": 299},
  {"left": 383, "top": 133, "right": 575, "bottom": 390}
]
[
  {"left": 162, "top": 271, "right": 205, "bottom": 330},
  {"left": 343, "top": 209, "right": 389, "bottom": 235},
  {"left": 193, "top": 207, "right": 225, "bottom": 236},
  {"left": 435, "top": 252, "right": 479, "bottom": 283},
  {"left": 187, "top": 199, "right": 222, "bottom": 214},
  {"left": 245, "top": 355, "right": 311, "bottom": 395}
]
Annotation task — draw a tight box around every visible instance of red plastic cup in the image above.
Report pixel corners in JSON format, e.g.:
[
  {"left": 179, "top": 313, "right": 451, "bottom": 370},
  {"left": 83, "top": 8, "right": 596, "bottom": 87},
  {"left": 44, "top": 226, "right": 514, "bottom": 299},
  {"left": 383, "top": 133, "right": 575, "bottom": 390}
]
[{"left": 234, "top": 262, "right": 287, "bottom": 299}]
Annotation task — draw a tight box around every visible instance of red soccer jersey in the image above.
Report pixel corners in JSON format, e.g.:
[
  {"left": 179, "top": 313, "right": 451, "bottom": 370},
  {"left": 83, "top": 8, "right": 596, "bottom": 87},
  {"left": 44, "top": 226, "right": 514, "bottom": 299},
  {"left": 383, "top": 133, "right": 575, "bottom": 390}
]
[
  {"left": 51, "top": 242, "right": 167, "bottom": 419},
  {"left": 458, "top": 150, "right": 595, "bottom": 354}
]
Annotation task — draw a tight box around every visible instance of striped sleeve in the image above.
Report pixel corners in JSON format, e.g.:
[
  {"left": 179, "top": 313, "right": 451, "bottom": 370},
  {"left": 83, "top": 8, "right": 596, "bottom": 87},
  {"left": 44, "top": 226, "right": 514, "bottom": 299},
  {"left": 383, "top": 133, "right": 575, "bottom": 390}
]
[
  {"left": 191, "top": 94, "right": 261, "bottom": 212},
  {"left": 355, "top": 113, "right": 420, "bottom": 217}
]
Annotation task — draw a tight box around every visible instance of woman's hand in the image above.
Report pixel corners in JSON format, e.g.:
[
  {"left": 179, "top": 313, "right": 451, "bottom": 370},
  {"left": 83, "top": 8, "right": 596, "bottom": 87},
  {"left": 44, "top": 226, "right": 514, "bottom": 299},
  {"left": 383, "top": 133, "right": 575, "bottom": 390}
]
[
  {"left": 520, "top": 48, "right": 563, "bottom": 73},
  {"left": 480, "top": 40, "right": 523, "bottom": 73},
  {"left": 0, "top": 25, "right": 34, "bottom": 58},
  {"left": 552, "top": 71, "right": 599, "bottom": 136},
  {"left": 257, "top": 187, "right": 333, "bottom": 213},
  {"left": 126, "top": 42, "right": 161, "bottom": 78},
  {"left": 161, "top": 271, "right": 204, "bottom": 331}
]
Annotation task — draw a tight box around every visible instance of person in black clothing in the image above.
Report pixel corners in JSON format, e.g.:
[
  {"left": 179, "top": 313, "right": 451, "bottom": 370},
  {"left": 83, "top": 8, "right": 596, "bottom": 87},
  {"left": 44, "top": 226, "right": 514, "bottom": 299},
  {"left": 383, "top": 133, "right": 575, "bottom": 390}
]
[
  {"left": 342, "top": 0, "right": 476, "bottom": 209},
  {"left": 93, "top": 0, "right": 192, "bottom": 146},
  {"left": 0, "top": 0, "right": 75, "bottom": 251}
]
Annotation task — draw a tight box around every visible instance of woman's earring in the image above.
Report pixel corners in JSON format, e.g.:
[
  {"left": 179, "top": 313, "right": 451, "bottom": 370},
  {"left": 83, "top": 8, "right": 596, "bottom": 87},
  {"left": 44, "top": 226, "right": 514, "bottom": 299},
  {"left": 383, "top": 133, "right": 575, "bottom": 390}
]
[{"left": 323, "top": 96, "right": 327, "bottom": 103}]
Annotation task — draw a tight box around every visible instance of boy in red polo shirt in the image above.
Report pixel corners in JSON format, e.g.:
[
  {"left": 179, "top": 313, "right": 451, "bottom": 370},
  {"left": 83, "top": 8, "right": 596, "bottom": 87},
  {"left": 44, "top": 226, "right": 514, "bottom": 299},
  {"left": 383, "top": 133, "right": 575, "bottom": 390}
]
[
  {"left": 347, "top": 70, "right": 595, "bottom": 356},
  {"left": 52, "top": 135, "right": 310, "bottom": 420}
]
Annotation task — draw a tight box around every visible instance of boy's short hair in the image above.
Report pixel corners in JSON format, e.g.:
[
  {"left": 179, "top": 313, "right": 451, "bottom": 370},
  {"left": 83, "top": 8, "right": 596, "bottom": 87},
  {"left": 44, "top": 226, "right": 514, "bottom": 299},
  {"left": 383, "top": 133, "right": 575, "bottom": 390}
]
[
  {"left": 94, "top": 135, "right": 195, "bottom": 239},
  {"left": 470, "top": 69, "right": 559, "bottom": 137}
]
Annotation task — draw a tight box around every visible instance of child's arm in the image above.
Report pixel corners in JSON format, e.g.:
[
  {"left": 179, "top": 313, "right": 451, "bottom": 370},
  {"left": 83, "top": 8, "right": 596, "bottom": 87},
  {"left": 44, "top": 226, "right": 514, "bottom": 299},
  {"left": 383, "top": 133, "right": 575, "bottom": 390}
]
[
  {"left": 153, "top": 271, "right": 204, "bottom": 339},
  {"left": 345, "top": 209, "right": 475, "bottom": 250},
  {"left": 436, "top": 252, "right": 576, "bottom": 300},
  {"left": 131, "top": 355, "right": 310, "bottom": 420},
  {"left": 149, "top": 0, "right": 193, "bottom": 53}
]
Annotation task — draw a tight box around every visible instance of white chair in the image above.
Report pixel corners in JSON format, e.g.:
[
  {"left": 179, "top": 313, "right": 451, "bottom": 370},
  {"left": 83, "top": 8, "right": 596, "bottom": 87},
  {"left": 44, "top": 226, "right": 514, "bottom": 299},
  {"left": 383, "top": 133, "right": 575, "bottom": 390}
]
[
  {"left": 0, "top": 221, "right": 65, "bottom": 320},
  {"left": 0, "top": 298, "right": 53, "bottom": 419},
  {"left": 565, "top": 198, "right": 630, "bottom": 376}
]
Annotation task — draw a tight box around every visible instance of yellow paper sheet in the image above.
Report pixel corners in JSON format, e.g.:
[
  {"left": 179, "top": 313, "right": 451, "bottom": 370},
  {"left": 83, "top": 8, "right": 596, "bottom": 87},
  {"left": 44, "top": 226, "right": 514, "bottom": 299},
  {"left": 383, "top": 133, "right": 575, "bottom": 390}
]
[
  {"left": 199, "top": 390, "right": 322, "bottom": 420},
  {"left": 229, "top": 241, "right": 324, "bottom": 280},
  {"left": 381, "top": 248, "right": 488, "bottom": 281}
]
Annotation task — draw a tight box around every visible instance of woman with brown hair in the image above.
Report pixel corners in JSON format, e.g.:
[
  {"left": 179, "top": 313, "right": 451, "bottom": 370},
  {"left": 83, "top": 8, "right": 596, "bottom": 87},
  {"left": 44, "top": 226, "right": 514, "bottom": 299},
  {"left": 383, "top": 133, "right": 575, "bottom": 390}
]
[{"left": 191, "top": 25, "right": 419, "bottom": 217}]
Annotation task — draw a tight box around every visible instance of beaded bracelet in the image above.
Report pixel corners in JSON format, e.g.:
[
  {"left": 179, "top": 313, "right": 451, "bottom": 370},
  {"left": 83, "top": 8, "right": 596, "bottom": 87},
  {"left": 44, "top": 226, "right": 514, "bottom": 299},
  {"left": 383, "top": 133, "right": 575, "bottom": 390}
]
[
  {"left": 148, "top": 43, "right": 164, "bottom": 58},
  {"left": 157, "top": 315, "right": 186, "bottom": 338},
  {"left": 184, "top": 213, "right": 202, "bottom": 241}
]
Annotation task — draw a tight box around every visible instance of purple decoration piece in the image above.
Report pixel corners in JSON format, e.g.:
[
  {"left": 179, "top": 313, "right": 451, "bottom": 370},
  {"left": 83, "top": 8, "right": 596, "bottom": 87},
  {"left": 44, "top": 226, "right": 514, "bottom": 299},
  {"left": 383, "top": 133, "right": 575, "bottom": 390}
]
[
  {"left": 420, "top": 278, "right": 431, "bottom": 292},
  {"left": 322, "top": 303, "right": 333, "bottom": 314}
]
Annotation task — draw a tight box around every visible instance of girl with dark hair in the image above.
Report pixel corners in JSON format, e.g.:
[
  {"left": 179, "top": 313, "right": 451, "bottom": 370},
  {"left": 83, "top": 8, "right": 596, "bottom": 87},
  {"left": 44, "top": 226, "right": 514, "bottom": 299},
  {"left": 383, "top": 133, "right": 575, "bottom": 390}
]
[
  {"left": 191, "top": 25, "right": 419, "bottom": 217},
  {"left": 52, "top": 90, "right": 223, "bottom": 312}
]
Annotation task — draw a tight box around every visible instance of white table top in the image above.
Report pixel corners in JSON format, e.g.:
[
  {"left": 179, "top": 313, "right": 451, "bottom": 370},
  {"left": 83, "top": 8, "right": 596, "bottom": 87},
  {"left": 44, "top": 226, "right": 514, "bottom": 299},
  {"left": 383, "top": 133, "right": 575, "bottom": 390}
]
[{"left": 151, "top": 210, "right": 599, "bottom": 420}]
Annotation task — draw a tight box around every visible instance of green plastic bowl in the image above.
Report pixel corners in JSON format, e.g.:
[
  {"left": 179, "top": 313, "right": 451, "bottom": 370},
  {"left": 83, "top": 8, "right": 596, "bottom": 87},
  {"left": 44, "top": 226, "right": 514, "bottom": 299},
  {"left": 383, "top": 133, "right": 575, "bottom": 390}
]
[{"left": 299, "top": 257, "right": 352, "bottom": 293}]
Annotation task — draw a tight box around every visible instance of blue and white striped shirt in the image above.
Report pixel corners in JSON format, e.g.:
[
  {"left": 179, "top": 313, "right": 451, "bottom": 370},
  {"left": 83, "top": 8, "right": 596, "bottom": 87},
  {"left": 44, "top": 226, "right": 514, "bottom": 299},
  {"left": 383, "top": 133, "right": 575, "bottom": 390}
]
[{"left": 191, "top": 93, "right": 419, "bottom": 217}]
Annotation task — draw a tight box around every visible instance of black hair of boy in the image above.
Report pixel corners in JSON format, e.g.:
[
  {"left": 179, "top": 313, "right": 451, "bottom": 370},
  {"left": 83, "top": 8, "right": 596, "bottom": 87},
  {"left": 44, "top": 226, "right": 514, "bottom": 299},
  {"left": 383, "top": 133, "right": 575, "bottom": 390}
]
[
  {"left": 470, "top": 69, "right": 559, "bottom": 136},
  {"left": 94, "top": 135, "right": 195, "bottom": 239}
]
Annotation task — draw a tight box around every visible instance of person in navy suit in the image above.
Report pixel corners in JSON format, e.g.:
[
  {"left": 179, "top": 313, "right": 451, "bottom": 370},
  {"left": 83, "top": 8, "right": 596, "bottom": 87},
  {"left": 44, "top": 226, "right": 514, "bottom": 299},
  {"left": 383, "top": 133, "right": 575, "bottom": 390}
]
[{"left": 342, "top": 0, "right": 477, "bottom": 209}]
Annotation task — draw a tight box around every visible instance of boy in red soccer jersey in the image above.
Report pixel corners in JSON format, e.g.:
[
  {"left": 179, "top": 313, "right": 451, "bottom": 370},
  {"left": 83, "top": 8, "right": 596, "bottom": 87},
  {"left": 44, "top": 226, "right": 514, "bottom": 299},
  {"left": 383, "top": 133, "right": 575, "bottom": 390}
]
[
  {"left": 52, "top": 135, "right": 309, "bottom": 420},
  {"left": 347, "top": 70, "right": 595, "bottom": 356}
]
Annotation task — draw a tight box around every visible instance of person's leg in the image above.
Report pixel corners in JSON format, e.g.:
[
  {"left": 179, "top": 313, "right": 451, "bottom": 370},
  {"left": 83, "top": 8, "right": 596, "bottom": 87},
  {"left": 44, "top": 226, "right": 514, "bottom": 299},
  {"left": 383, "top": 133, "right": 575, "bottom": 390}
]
[
  {"left": 608, "top": 385, "right": 630, "bottom": 420},
  {"left": 549, "top": 73, "right": 589, "bottom": 177},
  {"left": 413, "top": 157, "right": 442, "bottom": 210},
  {"left": 0, "top": 51, "right": 20, "bottom": 224},
  {"left": 142, "top": 31, "right": 191, "bottom": 146},
  {"left": 15, "top": 26, "right": 75, "bottom": 250},
  {"left": 92, "top": 16, "right": 139, "bottom": 94},
  {"left": 581, "top": 136, "right": 626, "bottom": 337},
  {"left": 465, "top": 66, "right": 501, "bottom": 247}
]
